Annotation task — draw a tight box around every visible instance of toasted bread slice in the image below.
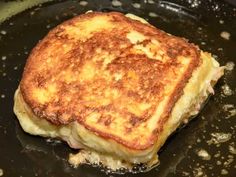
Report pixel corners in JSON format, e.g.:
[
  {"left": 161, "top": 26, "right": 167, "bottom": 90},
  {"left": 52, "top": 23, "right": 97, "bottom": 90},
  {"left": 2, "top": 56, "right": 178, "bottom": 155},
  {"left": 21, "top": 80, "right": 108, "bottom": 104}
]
[{"left": 14, "top": 12, "right": 223, "bottom": 169}]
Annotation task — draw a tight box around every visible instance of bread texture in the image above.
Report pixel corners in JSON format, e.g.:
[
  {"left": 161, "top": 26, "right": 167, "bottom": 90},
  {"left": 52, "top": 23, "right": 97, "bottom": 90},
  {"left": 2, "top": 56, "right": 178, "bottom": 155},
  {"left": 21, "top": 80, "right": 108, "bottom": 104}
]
[{"left": 14, "top": 12, "right": 223, "bottom": 166}]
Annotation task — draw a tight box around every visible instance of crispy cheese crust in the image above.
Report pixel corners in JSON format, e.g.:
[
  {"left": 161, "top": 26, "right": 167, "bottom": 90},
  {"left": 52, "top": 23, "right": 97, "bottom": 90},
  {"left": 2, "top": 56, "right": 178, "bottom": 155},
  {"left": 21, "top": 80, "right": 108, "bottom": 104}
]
[{"left": 14, "top": 12, "right": 223, "bottom": 165}]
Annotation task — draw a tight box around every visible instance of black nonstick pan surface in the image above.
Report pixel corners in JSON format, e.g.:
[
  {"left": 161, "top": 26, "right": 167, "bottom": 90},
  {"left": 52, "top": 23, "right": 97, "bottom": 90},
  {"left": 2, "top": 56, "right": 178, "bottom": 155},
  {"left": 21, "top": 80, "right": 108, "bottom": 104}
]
[{"left": 0, "top": 0, "right": 236, "bottom": 176}]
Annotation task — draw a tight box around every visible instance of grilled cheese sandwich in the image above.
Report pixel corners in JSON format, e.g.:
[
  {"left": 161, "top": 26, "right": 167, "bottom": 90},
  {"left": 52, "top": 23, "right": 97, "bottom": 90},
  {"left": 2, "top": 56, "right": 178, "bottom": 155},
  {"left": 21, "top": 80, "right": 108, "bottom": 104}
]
[{"left": 14, "top": 12, "right": 224, "bottom": 170}]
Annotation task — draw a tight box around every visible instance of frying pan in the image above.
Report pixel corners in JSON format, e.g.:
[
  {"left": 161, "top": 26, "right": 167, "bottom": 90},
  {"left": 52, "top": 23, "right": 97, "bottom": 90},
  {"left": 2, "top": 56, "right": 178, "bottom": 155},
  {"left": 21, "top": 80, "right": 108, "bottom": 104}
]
[{"left": 0, "top": 0, "right": 235, "bottom": 176}]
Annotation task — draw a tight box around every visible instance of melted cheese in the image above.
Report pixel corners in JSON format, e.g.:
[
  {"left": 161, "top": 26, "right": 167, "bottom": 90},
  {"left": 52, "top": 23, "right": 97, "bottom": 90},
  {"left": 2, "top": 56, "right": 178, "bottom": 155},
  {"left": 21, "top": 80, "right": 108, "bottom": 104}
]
[{"left": 13, "top": 13, "right": 224, "bottom": 170}]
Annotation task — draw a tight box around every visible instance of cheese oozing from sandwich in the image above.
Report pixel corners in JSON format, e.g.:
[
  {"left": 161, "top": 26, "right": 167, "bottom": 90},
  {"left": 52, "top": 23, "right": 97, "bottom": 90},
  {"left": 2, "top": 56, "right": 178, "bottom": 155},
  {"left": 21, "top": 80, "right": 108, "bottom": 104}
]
[{"left": 14, "top": 12, "right": 224, "bottom": 171}]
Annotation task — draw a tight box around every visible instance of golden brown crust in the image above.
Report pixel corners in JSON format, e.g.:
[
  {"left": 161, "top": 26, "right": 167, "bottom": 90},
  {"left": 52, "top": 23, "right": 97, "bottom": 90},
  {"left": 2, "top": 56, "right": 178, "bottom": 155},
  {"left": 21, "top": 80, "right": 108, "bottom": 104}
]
[{"left": 20, "top": 12, "right": 200, "bottom": 150}]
